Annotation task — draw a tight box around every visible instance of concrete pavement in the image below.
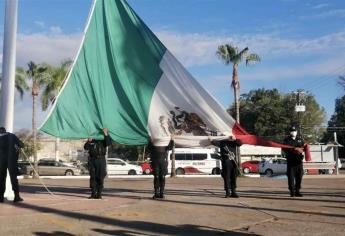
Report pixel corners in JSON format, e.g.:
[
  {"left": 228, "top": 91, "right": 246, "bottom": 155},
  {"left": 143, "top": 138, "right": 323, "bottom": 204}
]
[{"left": 1, "top": 176, "right": 345, "bottom": 235}]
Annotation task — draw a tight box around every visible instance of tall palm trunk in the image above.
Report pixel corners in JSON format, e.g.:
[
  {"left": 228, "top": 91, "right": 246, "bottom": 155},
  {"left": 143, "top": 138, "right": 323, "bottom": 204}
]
[
  {"left": 32, "top": 94, "right": 38, "bottom": 178},
  {"left": 32, "top": 83, "right": 39, "bottom": 179},
  {"left": 232, "top": 65, "right": 242, "bottom": 170},
  {"left": 232, "top": 65, "right": 240, "bottom": 123}
]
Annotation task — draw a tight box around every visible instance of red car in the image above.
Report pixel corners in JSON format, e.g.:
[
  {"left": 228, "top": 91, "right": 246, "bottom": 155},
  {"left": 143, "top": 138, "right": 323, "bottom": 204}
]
[
  {"left": 241, "top": 160, "right": 260, "bottom": 174},
  {"left": 141, "top": 162, "right": 153, "bottom": 175}
]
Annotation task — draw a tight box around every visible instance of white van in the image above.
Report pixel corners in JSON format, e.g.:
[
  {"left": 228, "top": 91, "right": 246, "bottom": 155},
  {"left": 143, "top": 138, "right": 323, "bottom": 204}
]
[{"left": 167, "top": 148, "right": 221, "bottom": 175}]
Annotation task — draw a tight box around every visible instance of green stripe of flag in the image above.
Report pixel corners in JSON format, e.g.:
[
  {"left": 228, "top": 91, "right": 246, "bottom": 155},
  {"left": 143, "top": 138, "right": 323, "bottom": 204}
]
[{"left": 41, "top": 0, "right": 166, "bottom": 144}]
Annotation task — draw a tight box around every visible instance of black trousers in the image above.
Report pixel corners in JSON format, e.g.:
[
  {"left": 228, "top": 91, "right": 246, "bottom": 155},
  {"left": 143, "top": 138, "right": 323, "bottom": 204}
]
[
  {"left": 151, "top": 157, "right": 168, "bottom": 194},
  {"left": 221, "top": 159, "right": 237, "bottom": 192},
  {"left": 89, "top": 157, "right": 106, "bottom": 194},
  {"left": 287, "top": 164, "right": 303, "bottom": 193},
  {"left": 0, "top": 158, "right": 19, "bottom": 197}
]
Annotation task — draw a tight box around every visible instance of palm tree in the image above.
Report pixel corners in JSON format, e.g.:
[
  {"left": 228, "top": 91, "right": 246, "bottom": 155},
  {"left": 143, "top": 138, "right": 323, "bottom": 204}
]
[
  {"left": 216, "top": 44, "right": 261, "bottom": 123},
  {"left": 41, "top": 60, "right": 72, "bottom": 111},
  {"left": 0, "top": 67, "right": 29, "bottom": 99},
  {"left": 41, "top": 60, "right": 72, "bottom": 161},
  {"left": 26, "top": 61, "right": 50, "bottom": 178}
]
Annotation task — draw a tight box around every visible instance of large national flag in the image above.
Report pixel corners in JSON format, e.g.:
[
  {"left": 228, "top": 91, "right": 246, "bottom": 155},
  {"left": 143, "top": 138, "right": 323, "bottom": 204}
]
[
  {"left": 39, "top": 0, "right": 311, "bottom": 160},
  {"left": 40, "top": 0, "right": 244, "bottom": 145}
]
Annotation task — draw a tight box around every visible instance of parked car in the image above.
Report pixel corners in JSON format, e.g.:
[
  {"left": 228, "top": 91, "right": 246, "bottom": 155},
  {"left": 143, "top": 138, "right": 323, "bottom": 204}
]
[
  {"left": 79, "top": 162, "right": 89, "bottom": 175},
  {"left": 141, "top": 162, "right": 152, "bottom": 175},
  {"left": 17, "top": 165, "right": 26, "bottom": 176},
  {"left": 107, "top": 158, "right": 142, "bottom": 175},
  {"left": 241, "top": 160, "right": 260, "bottom": 174},
  {"left": 17, "top": 160, "right": 31, "bottom": 175},
  {"left": 27, "top": 159, "right": 81, "bottom": 176},
  {"left": 259, "top": 158, "right": 287, "bottom": 176}
]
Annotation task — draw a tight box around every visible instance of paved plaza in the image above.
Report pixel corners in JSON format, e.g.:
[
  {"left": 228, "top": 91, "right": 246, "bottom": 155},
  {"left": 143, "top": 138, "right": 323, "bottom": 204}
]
[{"left": 1, "top": 175, "right": 345, "bottom": 236}]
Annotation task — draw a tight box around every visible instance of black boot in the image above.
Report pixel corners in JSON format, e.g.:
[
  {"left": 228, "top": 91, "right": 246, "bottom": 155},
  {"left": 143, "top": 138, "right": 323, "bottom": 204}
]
[
  {"left": 159, "top": 190, "right": 165, "bottom": 199},
  {"left": 88, "top": 190, "right": 97, "bottom": 199},
  {"left": 13, "top": 192, "right": 23, "bottom": 203},
  {"left": 152, "top": 188, "right": 160, "bottom": 199},
  {"left": 225, "top": 190, "right": 231, "bottom": 198},
  {"left": 0, "top": 195, "right": 4, "bottom": 203},
  {"left": 230, "top": 190, "right": 239, "bottom": 198},
  {"left": 159, "top": 183, "right": 165, "bottom": 199},
  {"left": 295, "top": 191, "right": 303, "bottom": 197},
  {"left": 96, "top": 191, "right": 102, "bottom": 199}
]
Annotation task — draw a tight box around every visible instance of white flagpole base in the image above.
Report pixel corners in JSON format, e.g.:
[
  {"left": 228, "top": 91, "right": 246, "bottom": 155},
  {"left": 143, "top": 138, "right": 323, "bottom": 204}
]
[{"left": 4, "top": 169, "right": 14, "bottom": 200}]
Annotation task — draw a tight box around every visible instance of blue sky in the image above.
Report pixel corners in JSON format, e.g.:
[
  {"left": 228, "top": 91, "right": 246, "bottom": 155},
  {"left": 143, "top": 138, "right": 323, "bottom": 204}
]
[{"left": 0, "top": 0, "right": 345, "bottom": 130}]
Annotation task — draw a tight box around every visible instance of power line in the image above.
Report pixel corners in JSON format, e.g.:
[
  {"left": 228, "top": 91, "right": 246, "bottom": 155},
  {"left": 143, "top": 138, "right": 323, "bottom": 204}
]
[
  {"left": 283, "top": 63, "right": 345, "bottom": 94},
  {"left": 298, "top": 63, "right": 345, "bottom": 91}
]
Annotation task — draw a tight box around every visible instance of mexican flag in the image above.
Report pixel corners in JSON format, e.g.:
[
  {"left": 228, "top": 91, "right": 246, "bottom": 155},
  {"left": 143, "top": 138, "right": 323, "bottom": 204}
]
[
  {"left": 40, "top": 0, "right": 312, "bottom": 160},
  {"left": 40, "top": 0, "right": 245, "bottom": 146}
]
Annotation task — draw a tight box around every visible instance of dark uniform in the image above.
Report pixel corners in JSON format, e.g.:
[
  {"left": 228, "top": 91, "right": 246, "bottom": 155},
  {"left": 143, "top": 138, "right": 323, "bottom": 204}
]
[
  {"left": 212, "top": 139, "right": 242, "bottom": 198},
  {"left": 84, "top": 134, "right": 111, "bottom": 199},
  {"left": 151, "top": 140, "right": 173, "bottom": 199},
  {"left": 283, "top": 133, "right": 305, "bottom": 197},
  {"left": 0, "top": 128, "right": 24, "bottom": 203}
]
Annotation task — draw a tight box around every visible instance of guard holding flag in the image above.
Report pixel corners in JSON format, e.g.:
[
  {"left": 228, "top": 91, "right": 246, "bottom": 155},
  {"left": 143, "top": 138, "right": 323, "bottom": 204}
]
[
  {"left": 210, "top": 136, "right": 242, "bottom": 198},
  {"left": 283, "top": 126, "right": 305, "bottom": 197},
  {"left": 150, "top": 135, "right": 174, "bottom": 199},
  {"left": 84, "top": 128, "right": 112, "bottom": 199},
  {"left": 0, "top": 127, "right": 24, "bottom": 203}
]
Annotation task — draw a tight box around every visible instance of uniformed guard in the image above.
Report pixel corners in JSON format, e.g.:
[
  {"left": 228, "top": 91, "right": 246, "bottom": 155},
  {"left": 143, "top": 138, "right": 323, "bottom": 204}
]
[
  {"left": 283, "top": 126, "right": 305, "bottom": 197},
  {"left": 0, "top": 127, "right": 24, "bottom": 203},
  {"left": 210, "top": 136, "right": 242, "bottom": 198},
  {"left": 84, "top": 128, "right": 112, "bottom": 199},
  {"left": 150, "top": 135, "right": 174, "bottom": 199}
]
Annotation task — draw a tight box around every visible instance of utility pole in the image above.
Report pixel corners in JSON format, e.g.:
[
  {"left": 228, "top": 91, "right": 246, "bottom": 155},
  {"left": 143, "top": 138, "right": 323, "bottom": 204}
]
[
  {"left": 334, "top": 132, "right": 339, "bottom": 175},
  {"left": 294, "top": 89, "right": 306, "bottom": 138},
  {"left": 55, "top": 138, "right": 60, "bottom": 161},
  {"left": 170, "top": 141, "right": 176, "bottom": 177},
  {"left": 0, "top": 0, "right": 18, "bottom": 201}
]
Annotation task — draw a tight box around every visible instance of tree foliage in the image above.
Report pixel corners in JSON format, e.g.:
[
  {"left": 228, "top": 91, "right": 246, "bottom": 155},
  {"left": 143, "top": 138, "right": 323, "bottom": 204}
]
[
  {"left": 0, "top": 67, "right": 30, "bottom": 99},
  {"left": 108, "top": 142, "right": 145, "bottom": 162},
  {"left": 41, "top": 60, "right": 72, "bottom": 111},
  {"left": 338, "top": 75, "right": 345, "bottom": 90},
  {"left": 15, "top": 129, "right": 42, "bottom": 160},
  {"left": 322, "top": 95, "right": 345, "bottom": 158},
  {"left": 228, "top": 88, "right": 326, "bottom": 143}
]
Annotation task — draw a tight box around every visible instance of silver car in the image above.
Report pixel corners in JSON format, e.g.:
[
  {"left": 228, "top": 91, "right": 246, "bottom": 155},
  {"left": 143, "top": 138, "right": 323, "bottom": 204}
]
[
  {"left": 27, "top": 160, "right": 81, "bottom": 176},
  {"left": 259, "top": 158, "right": 287, "bottom": 177}
]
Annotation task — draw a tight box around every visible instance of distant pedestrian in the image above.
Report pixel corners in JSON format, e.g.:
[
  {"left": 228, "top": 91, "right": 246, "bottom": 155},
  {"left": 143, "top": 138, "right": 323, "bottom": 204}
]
[
  {"left": 283, "top": 126, "right": 305, "bottom": 197},
  {"left": 84, "top": 128, "right": 112, "bottom": 199},
  {"left": 0, "top": 127, "right": 24, "bottom": 203}
]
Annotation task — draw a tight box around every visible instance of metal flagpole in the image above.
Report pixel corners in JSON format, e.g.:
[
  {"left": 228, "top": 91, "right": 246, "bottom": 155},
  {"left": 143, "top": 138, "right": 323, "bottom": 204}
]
[{"left": 0, "top": 0, "right": 18, "bottom": 200}]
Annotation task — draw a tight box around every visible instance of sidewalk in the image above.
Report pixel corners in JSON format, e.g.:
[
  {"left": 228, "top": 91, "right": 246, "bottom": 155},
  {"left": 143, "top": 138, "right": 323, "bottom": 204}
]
[
  {"left": 1, "top": 177, "right": 345, "bottom": 235},
  {"left": 17, "top": 173, "right": 345, "bottom": 180}
]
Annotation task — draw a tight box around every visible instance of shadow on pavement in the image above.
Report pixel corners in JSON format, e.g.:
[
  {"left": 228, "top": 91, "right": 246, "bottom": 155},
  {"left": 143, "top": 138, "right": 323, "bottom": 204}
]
[
  {"left": 15, "top": 202, "right": 259, "bottom": 236},
  {"left": 20, "top": 184, "right": 345, "bottom": 204},
  {"left": 35, "top": 232, "right": 75, "bottom": 236}
]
